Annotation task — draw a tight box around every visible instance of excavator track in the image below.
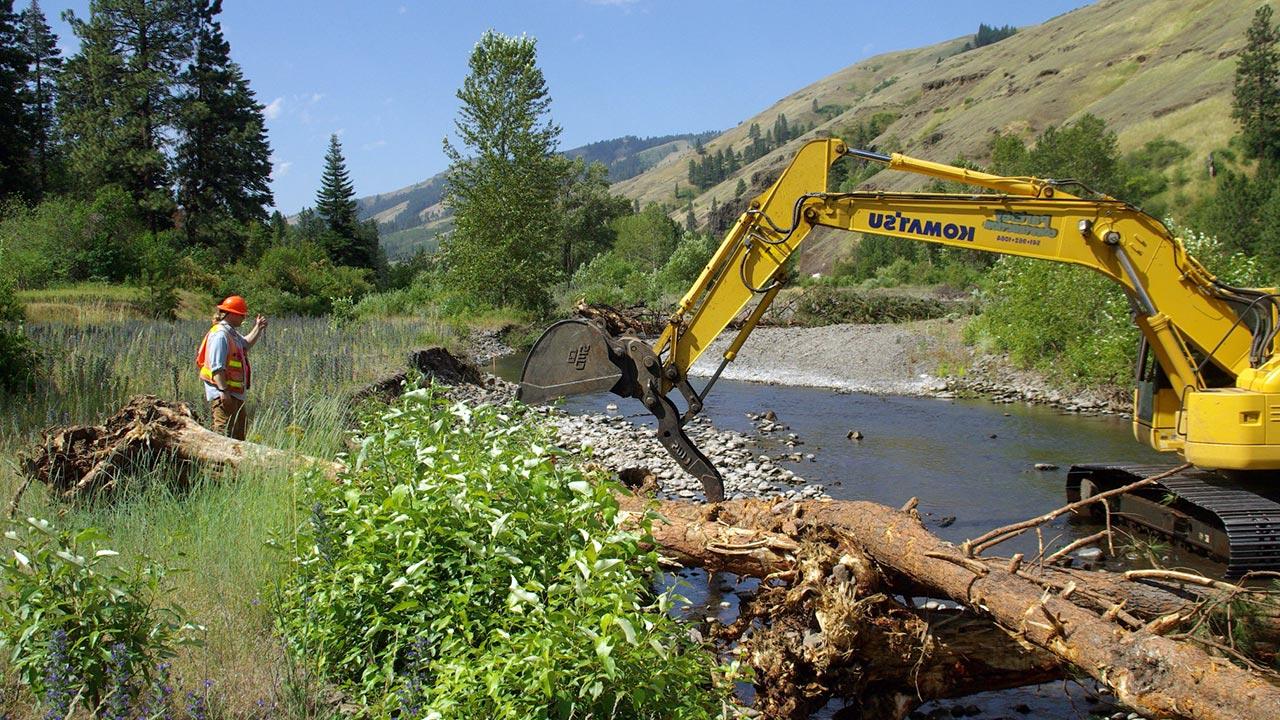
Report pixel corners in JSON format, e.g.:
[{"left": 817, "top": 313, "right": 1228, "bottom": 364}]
[{"left": 1067, "top": 463, "right": 1280, "bottom": 577}]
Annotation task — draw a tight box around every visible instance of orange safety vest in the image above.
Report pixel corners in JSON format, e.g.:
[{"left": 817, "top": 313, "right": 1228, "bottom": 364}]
[{"left": 196, "top": 324, "right": 251, "bottom": 392}]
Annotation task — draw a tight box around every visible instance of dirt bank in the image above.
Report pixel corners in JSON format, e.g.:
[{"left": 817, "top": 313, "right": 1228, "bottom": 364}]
[{"left": 689, "top": 318, "right": 1130, "bottom": 415}]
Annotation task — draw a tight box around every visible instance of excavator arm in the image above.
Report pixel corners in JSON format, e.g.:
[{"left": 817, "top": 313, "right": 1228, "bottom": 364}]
[{"left": 520, "top": 138, "right": 1280, "bottom": 501}]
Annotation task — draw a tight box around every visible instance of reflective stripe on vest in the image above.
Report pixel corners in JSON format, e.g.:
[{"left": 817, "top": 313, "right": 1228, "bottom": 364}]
[{"left": 197, "top": 324, "right": 251, "bottom": 391}]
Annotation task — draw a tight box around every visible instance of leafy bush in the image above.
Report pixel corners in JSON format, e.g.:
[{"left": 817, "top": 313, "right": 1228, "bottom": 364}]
[
  {"left": 222, "top": 240, "right": 374, "bottom": 316},
  {"left": 569, "top": 251, "right": 657, "bottom": 307},
  {"left": 0, "top": 270, "right": 40, "bottom": 392},
  {"left": 655, "top": 232, "right": 717, "bottom": 293},
  {"left": 275, "top": 388, "right": 729, "bottom": 718},
  {"left": 969, "top": 219, "right": 1272, "bottom": 386},
  {"left": 794, "top": 286, "right": 961, "bottom": 326},
  {"left": 0, "top": 518, "right": 202, "bottom": 709},
  {"left": 969, "top": 257, "right": 1136, "bottom": 384}
]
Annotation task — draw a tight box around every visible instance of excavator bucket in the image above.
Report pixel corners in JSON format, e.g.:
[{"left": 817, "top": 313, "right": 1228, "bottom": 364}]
[
  {"left": 518, "top": 318, "right": 726, "bottom": 502},
  {"left": 517, "top": 319, "right": 625, "bottom": 405}
]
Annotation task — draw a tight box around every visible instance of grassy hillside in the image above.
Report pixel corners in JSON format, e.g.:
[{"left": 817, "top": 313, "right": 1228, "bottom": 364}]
[{"left": 612, "top": 0, "right": 1266, "bottom": 275}]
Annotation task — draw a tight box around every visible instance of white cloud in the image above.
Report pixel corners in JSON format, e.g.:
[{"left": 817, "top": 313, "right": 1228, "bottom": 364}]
[
  {"left": 398, "top": 4, "right": 407, "bottom": 13},
  {"left": 263, "top": 97, "right": 284, "bottom": 120},
  {"left": 271, "top": 160, "right": 292, "bottom": 180},
  {"left": 310, "top": 93, "right": 325, "bottom": 105},
  {"left": 363, "top": 139, "right": 387, "bottom": 151}
]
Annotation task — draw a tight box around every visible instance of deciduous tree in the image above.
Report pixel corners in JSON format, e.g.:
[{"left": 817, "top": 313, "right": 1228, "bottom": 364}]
[{"left": 441, "top": 30, "right": 569, "bottom": 311}]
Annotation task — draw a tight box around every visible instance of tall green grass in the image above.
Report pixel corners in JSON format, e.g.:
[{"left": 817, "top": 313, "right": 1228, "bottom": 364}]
[{"left": 1, "top": 315, "right": 452, "bottom": 716}]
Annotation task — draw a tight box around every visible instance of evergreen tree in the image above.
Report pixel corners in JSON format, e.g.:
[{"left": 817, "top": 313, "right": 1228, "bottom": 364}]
[
  {"left": 1233, "top": 5, "right": 1280, "bottom": 165},
  {"left": 441, "top": 31, "right": 570, "bottom": 311},
  {"left": 315, "top": 133, "right": 377, "bottom": 269},
  {"left": 734, "top": 177, "right": 747, "bottom": 199},
  {"left": 17, "top": 0, "right": 59, "bottom": 199},
  {"left": 0, "top": 0, "right": 32, "bottom": 201},
  {"left": 60, "top": 0, "right": 194, "bottom": 231},
  {"left": 174, "top": 0, "right": 273, "bottom": 256}
]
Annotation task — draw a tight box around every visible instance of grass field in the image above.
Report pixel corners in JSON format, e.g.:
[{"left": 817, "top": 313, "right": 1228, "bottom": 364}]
[{"left": 0, "top": 314, "right": 459, "bottom": 716}]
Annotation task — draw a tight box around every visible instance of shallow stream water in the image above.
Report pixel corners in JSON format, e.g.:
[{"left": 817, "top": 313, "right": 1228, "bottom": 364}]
[{"left": 491, "top": 355, "right": 1200, "bottom": 718}]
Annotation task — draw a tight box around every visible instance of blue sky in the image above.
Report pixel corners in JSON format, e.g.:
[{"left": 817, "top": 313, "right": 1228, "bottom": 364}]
[{"left": 49, "top": 0, "right": 1091, "bottom": 214}]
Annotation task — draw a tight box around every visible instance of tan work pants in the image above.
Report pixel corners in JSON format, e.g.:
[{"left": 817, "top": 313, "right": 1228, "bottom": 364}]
[{"left": 211, "top": 395, "right": 248, "bottom": 441}]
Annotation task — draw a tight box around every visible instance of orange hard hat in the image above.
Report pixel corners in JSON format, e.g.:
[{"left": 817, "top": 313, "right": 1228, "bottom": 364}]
[{"left": 217, "top": 295, "right": 248, "bottom": 315}]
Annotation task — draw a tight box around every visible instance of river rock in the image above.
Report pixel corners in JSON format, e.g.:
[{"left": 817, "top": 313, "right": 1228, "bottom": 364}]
[
  {"left": 1034, "top": 462, "right": 1059, "bottom": 471},
  {"left": 847, "top": 430, "right": 864, "bottom": 440}
]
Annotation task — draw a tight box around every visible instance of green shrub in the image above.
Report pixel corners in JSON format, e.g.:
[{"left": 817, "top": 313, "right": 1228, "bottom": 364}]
[
  {"left": 569, "top": 251, "right": 657, "bottom": 307},
  {"left": 0, "top": 518, "right": 202, "bottom": 708},
  {"left": 793, "top": 286, "right": 959, "bottom": 326},
  {"left": 969, "top": 257, "right": 1136, "bottom": 384},
  {"left": 275, "top": 388, "right": 730, "bottom": 718},
  {"left": 223, "top": 240, "right": 374, "bottom": 316},
  {"left": 655, "top": 232, "right": 717, "bottom": 294}
]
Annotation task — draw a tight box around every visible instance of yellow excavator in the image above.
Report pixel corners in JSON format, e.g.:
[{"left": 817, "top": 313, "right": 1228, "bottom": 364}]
[{"left": 519, "top": 138, "right": 1280, "bottom": 576}]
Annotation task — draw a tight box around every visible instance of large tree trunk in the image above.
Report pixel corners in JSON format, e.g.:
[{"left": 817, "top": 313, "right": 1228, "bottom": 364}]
[
  {"left": 16, "top": 396, "right": 342, "bottom": 507},
  {"left": 618, "top": 494, "right": 1280, "bottom": 720}
]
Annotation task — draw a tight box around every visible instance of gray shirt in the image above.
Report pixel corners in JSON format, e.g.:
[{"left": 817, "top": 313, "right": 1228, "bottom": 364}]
[{"left": 203, "top": 321, "right": 248, "bottom": 401}]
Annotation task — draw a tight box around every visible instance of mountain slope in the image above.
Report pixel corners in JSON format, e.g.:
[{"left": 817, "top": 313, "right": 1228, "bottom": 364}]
[
  {"left": 357, "top": 132, "right": 717, "bottom": 259},
  {"left": 613, "top": 0, "right": 1259, "bottom": 275}
]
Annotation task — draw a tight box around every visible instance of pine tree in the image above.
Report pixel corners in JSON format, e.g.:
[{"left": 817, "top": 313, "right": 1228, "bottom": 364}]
[
  {"left": 734, "top": 177, "right": 747, "bottom": 199},
  {"left": 60, "top": 0, "right": 194, "bottom": 230},
  {"left": 441, "top": 31, "right": 570, "bottom": 311},
  {"left": 315, "top": 133, "right": 375, "bottom": 268},
  {"left": 174, "top": 0, "right": 273, "bottom": 256},
  {"left": 0, "top": 0, "right": 32, "bottom": 201},
  {"left": 17, "top": 0, "right": 59, "bottom": 199},
  {"left": 1233, "top": 5, "right": 1280, "bottom": 166}
]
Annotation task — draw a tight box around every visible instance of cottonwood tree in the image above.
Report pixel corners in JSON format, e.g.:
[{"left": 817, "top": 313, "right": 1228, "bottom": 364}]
[
  {"left": 557, "top": 158, "right": 632, "bottom": 274},
  {"left": 442, "top": 30, "right": 570, "bottom": 312},
  {"left": 174, "top": 0, "right": 273, "bottom": 258}
]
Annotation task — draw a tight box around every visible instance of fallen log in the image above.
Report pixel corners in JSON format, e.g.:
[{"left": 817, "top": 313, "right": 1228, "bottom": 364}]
[
  {"left": 16, "top": 395, "right": 343, "bottom": 507},
  {"left": 619, "top": 494, "right": 1280, "bottom": 720}
]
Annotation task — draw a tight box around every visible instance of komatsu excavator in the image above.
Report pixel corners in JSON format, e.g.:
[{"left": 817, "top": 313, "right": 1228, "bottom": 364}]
[{"left": 519, "top": 138, "right": 1280, "bottom": 576}]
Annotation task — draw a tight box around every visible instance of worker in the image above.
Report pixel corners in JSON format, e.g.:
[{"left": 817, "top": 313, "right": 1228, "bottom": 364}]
[{"left": 196, "top": 295, "right": 268, "bottom": 440}]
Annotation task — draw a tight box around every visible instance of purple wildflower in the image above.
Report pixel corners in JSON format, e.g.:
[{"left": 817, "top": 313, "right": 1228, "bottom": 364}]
[
  {"left": 185, "top": 679, "right": 213, "bottom": 720},
  {"left": 141, "top": 662, "right": 174, "bottom": 720},
  {"left": 104, "top": 642, "right": 134, "bottom": 720},
  {"left": 41, "top": 629, "right": 77, "bottom": 720}
]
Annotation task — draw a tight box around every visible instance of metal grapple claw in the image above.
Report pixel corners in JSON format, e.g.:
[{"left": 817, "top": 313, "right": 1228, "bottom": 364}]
[{"left": 518, "top": 319, "right": 726, "bottom": 502}]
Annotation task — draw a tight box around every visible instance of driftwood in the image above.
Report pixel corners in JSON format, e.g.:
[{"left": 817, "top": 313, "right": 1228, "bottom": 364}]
[
  {"left": 15, "top": 396, "right": 343, "bottom": 509},
  {"left": 17, "top": 394, "right": 1280, "bottom": 719},
  {"left": 615, "top": 492, "right": 1280, "bottom": 720}
]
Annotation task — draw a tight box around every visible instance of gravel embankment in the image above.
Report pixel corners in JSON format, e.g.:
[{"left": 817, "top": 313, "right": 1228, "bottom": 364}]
[{"left": 447, "top": 376, "right": 823, "bottom": 502}]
